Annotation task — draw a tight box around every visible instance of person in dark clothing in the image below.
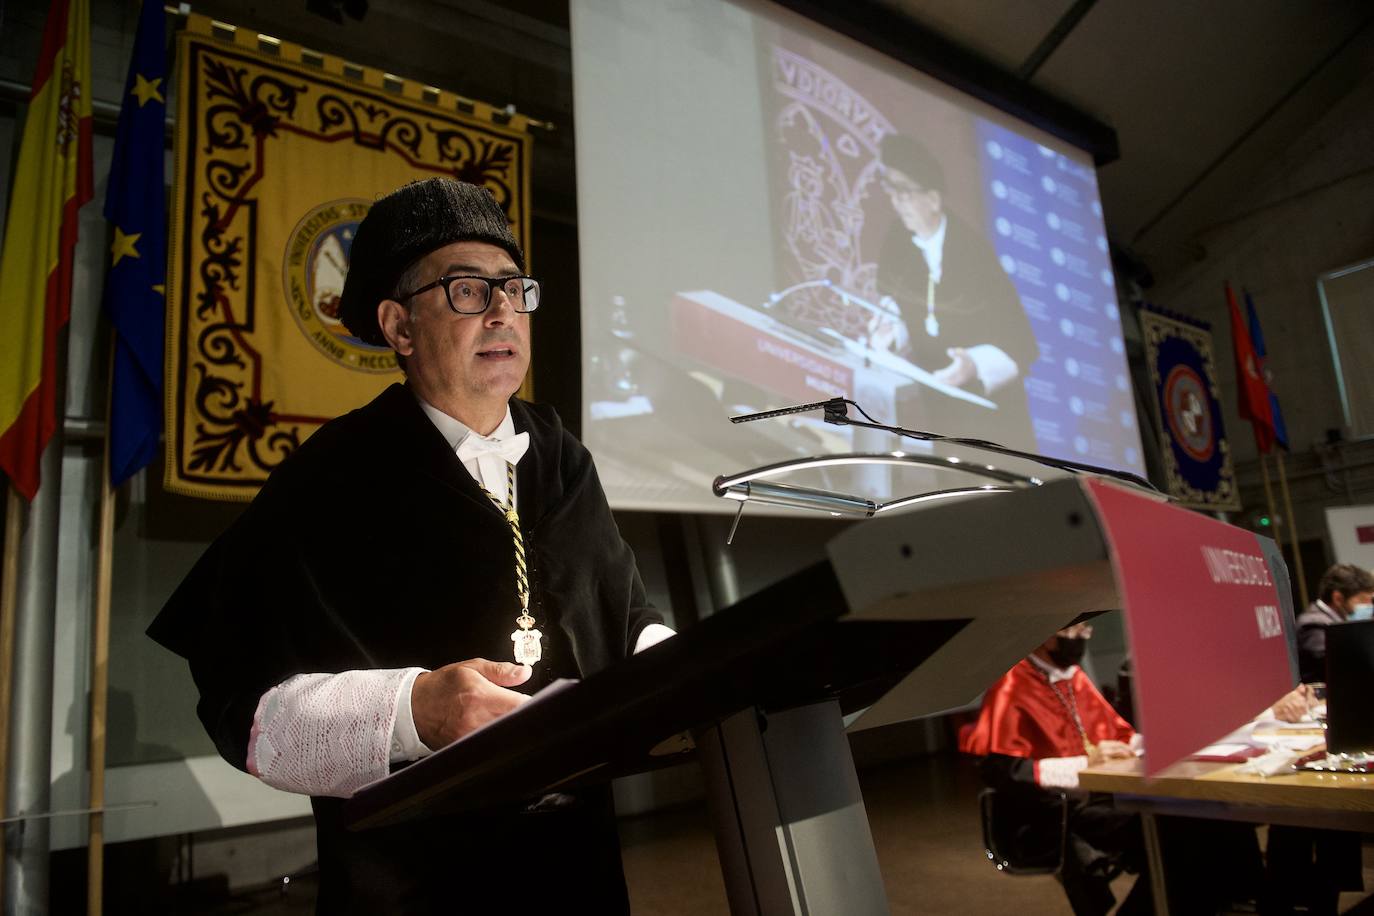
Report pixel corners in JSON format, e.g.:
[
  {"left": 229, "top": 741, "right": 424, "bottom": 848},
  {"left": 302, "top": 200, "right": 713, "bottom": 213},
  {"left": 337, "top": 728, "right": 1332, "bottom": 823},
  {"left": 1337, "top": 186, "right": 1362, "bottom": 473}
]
[
  {"left": 149, "top": 179, "right": 669, "bottom": 913},
  {"left": 874, "top": 133, "right": 1040, "bottom": 449},
  {"left": 1265, "top": 563, "right": 1372, "bottom": 915},
  {"left": 1295, "top": 562, "right": 1374, "bottom": 683}
]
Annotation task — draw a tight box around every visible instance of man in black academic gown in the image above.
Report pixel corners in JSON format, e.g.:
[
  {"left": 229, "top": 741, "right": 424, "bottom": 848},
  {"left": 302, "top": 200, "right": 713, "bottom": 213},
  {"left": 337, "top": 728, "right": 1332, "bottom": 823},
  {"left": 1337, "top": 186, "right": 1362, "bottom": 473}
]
[
  {"left": 873, "top": 134, "right": 1040, "bottom": 450},
  {"left": 149, "top": 179, "right": 667, "bottom": 913}
]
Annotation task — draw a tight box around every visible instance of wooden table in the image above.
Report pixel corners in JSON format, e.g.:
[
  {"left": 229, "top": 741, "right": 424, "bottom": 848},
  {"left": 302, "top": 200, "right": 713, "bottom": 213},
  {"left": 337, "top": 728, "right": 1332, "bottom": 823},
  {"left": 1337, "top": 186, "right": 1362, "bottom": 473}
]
[{"left": 1079, "top": 751, "right": 1374, "bottom": 915}]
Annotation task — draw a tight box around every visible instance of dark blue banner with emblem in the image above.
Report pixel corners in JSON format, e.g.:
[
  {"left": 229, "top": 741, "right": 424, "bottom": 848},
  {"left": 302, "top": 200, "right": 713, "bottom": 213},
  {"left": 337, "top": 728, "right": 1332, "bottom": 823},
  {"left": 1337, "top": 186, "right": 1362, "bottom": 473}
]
[
  {"left": 1139, "top": 305, "right": 1239, "bottom": 511},
  {"left": 165, "top": 15, "right": 532, "bottom": 499}
]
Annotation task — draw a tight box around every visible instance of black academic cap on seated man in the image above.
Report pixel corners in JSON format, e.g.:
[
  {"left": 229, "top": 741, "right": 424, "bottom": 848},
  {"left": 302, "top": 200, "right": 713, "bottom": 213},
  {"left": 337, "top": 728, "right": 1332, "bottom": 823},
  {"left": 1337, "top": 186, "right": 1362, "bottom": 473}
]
[{"left": 337, "top": 178, "right": 525, "bottom": 346}]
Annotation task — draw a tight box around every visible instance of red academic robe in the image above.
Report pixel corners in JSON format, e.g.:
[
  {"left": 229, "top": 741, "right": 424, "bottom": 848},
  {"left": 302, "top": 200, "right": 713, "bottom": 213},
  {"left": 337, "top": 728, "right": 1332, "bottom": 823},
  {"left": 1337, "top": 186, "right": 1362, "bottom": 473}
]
[{"left": 960, "top": 659, "right": 1135, "bottom": 766}]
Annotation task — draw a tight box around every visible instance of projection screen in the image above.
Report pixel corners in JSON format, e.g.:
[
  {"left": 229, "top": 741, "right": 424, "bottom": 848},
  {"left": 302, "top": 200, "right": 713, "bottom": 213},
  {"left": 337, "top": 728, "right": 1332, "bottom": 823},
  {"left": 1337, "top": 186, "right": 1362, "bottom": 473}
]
[{"left": 572, "top": 0, "right": 1144, "bottom": 514}]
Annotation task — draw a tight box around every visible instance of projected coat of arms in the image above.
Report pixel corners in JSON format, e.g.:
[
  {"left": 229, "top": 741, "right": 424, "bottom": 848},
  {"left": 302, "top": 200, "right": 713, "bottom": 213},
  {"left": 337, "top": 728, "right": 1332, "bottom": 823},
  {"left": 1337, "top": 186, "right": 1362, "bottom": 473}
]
[
  {"left": 770, "top": 48, "right": 893, "bottom": 340},
  {"left": 1139, "top": 306, "right": 1239, "bottom": 511},
  {"left": 165, "top": 17, "right": 531, "bottom": 500}
]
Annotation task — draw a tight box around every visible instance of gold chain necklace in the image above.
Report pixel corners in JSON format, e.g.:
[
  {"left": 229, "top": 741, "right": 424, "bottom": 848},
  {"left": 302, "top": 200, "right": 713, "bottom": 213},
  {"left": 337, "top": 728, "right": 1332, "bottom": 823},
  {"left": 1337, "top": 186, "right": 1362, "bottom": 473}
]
[
  {"left": 1040, "top": 669, "right": 1096, "bottom": 758},
  {"left": 480, "top": 461, "right": 541, "bottom": 665},
  {"left": 925, "top": 273, "right": 939, "bottom": 336}
]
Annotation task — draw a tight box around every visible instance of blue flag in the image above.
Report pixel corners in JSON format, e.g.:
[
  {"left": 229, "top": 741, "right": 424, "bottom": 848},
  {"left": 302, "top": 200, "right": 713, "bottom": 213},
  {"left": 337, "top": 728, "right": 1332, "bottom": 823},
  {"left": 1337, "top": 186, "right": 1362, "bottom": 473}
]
[
  {"left": 1244, "top": 289, "right": 1289, "bottom": 451},
  {"left": 102, "top": 0, "right": 167, "bottom": 485}
]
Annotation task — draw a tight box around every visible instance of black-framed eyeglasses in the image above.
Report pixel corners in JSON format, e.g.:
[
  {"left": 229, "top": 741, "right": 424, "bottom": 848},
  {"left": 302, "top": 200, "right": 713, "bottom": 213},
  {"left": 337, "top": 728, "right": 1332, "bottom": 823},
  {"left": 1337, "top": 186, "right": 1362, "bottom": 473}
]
[{"left": 397, "top": 275, "right": 541, "bottom": 315}]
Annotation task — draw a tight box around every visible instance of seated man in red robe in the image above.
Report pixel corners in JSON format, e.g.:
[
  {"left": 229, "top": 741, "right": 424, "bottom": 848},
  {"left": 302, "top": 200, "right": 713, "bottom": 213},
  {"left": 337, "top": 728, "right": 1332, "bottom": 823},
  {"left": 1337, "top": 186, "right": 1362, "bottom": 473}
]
[
  {"left": 960, "top": 622, "right": 1148, "bottom": 916},
  {"left": 963, "top": 623, "right": 1268, "bottom": 915}
]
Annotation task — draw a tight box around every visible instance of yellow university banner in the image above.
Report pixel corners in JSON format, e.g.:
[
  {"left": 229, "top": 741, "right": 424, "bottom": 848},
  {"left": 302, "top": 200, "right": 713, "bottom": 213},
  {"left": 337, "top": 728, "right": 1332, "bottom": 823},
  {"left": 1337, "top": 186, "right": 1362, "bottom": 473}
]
[{"left": 166, "top": 16, "right": 532, "bottom": 499}]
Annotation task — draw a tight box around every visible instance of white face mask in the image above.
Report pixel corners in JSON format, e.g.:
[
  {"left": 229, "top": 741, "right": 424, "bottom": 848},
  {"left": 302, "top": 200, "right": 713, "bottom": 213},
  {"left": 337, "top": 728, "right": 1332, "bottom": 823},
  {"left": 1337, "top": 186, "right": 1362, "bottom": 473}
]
[{"left": 1350, "top": 602, "right": 1374, "bottom": 622}]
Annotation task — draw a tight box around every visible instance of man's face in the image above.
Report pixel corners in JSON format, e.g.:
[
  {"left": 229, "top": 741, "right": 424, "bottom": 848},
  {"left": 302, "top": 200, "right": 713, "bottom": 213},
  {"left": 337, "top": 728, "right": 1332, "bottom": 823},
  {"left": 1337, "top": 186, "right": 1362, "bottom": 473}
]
[
  {"left": 1057, "top": 622, "right": 1094, "bottom": 641},
  {"left": 1038, "top": 621, "right": 1094, "bottom": 658},
  {"left": 880, "top": 166, "right": 943, "bottom": 239},
  {"left": 1332, "top": 589, "right": 1374, "bottom": 618},
  {"left": 387, "top": 240, "right": 530, "bottom": 421}
]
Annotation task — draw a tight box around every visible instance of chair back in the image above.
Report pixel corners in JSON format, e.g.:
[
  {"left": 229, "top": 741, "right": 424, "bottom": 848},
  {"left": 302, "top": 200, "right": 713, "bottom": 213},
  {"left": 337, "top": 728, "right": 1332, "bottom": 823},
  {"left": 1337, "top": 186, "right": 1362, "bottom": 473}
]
[{"left": 977, "top": 787, "right": 1067, "bottom": 876}]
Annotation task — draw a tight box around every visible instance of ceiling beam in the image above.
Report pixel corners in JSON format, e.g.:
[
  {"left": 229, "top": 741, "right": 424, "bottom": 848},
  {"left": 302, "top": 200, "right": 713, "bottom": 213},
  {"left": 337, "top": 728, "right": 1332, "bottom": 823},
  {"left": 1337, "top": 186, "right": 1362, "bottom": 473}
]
[{"left": 1017, "top": 0, "right": 1099, "bottom": 81}]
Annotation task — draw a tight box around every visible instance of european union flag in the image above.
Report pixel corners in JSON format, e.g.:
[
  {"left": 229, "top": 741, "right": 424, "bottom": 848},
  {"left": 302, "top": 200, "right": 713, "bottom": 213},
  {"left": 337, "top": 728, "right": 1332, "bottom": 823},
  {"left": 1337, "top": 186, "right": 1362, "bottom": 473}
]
[{"left": 102, "top": 0, "right": 166, "bottom": 485}]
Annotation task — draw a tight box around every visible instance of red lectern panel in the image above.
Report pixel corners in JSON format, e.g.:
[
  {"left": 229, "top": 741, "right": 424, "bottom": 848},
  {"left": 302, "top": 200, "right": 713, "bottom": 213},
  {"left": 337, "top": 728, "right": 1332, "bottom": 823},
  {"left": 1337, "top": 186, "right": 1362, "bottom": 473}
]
[{"left": 1084, "top": 479, "right": 1297, "bottom": 774}]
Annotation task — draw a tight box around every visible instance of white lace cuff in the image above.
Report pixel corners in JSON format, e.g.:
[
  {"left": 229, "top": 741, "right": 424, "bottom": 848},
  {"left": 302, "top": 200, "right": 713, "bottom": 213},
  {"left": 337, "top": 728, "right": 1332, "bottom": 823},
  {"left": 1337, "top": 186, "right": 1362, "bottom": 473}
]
[
  {"left": 1034, "top": 755, "right": 1088, "bottom": 790},
  {"left": 249, "top": 668, "right": 420, "bottom": 798},
  {"left": 964, "top": 344, "right": 1019, "bottom": 394},
  {"left": 634, "top": 623, "right": 676, "bottom": 654},
  {"left": 390, "top": 667, "right": 431, "bottom": 763}
]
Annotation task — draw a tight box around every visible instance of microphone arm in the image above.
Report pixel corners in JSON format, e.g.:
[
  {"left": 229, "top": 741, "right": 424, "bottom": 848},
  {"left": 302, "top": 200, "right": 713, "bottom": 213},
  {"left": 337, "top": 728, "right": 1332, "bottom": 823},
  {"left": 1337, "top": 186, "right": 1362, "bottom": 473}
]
[
  {"left": 728, "top": 398, "right": 849, "bottom": 425},
  {"left": 729, "top": 398, "right": 1161, "bottom": 495}
]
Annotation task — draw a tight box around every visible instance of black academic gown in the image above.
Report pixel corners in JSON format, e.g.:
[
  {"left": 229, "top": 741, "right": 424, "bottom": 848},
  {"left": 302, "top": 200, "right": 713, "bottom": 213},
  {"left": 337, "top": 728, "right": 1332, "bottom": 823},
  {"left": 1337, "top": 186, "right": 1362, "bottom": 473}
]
[
  {"left": 148, "top": 383, "right": 662, "bottom": 913},
  {"left": 878, "top": 213, "right": 1039, "bottom": 450}
]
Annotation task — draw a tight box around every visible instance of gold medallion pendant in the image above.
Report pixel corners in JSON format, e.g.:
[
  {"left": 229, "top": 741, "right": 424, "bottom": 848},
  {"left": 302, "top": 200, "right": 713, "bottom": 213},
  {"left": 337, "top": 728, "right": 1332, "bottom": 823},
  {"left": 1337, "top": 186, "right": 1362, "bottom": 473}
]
[{"left": 512, "top": 611, "right": 543, "bottom": 665}]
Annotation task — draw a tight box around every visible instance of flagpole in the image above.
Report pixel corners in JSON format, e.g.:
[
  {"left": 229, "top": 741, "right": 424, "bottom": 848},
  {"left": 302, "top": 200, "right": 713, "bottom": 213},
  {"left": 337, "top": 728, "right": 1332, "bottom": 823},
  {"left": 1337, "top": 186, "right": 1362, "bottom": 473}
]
[
  {"left": 0, "top": 485, "right": 24, "bottom": 907},
  {"left": 1275, "top": 450, "right": 1309, "bottom": 610},
  {"left": 1257, "top": 451, "right": 1283, "bottom": 553},
  {"left": 87, "top": 346, "right": 117, "bottom": 916}
]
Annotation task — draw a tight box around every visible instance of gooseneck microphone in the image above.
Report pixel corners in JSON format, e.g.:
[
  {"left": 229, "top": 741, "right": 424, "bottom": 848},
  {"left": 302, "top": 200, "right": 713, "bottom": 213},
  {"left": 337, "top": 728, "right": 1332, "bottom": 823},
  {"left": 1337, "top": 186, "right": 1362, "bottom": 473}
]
[{"left": 729, "top": 398, "right": 846, "bottom": 424}]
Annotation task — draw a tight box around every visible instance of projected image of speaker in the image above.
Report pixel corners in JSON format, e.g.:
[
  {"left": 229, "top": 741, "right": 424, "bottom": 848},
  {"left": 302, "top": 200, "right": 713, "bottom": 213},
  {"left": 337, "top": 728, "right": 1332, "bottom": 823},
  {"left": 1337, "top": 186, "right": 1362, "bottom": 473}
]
[
  {"left": 874, "top": 133, "right": 1039, "bottom": 451},
  {"left": 1325, "top": 619, "right": 1374, "bottom": 754},
  {"left": 572, "top": 0, "right": 1147, "bottom": 513}
]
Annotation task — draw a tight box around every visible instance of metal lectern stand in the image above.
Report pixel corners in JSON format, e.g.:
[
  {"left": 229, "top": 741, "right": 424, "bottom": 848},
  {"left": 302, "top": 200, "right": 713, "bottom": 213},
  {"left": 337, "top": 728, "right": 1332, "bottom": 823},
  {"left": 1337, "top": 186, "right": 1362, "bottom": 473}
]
[{"left": 698, "top": 702, "right": 888, "bottom": 915}]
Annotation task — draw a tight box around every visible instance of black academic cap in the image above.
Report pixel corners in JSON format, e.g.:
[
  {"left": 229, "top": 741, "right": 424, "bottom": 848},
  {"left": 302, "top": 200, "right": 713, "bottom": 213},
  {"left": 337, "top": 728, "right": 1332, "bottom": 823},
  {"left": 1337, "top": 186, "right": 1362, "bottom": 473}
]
[{"left": 338, "top": 178, "right": 525, "bottom": 346}]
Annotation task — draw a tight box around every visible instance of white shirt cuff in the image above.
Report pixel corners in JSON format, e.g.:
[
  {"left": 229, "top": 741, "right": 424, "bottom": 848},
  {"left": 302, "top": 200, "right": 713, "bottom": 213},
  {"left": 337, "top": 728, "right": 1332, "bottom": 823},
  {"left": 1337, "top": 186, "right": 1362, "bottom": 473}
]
[
  {"left": 964, "top": 344, "right": 1019, "bottom": 394},
  {"left": 634, "top": 623, "right": 676, "bottom": 654},
  {"left": 390, "top": 667, "right": 432, "bottom": 763},
  {"left": 1035, "top": 755, "right": 1089, "bottom": 790},
  {"left": 876, "top": 296, "right": 911, "bottom": 352}
]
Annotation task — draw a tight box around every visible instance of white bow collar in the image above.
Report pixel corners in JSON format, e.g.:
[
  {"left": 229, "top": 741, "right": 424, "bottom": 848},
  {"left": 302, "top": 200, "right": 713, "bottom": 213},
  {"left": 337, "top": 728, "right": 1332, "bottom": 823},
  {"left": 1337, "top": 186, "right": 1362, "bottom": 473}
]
[
  {"left": 455, "top": 430, "right": 529, "bottom": 466},
  {"left": 415, "top": 396, "right": 529, "bottom": 467}
]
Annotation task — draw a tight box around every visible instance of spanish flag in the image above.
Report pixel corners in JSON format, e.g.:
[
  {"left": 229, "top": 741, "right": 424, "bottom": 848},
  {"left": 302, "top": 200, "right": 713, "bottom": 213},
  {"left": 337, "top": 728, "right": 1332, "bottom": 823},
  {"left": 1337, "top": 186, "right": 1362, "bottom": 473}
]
[
  {"left": 1226, "top": 281, "right": 1275, "bottom": 454},
  {"left": 0, "top": 0, "right": 93, "bottom": 500}
]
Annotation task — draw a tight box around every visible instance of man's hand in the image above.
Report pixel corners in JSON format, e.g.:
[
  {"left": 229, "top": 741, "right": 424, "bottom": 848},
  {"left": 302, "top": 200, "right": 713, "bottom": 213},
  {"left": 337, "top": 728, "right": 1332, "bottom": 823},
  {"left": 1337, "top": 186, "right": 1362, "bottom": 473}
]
[
  {"left": 1269, "top": 684, "right": 1313, "bottom": 723},
  {"left": 411, "top": 658, "right": 531, "bottom": 750},
  {"left": 867, "top": 297, "right": 906, "bottom": 353},
  {"left": 1088, "top": 739, "right": 1135, "bottom": 765},
  {"left": 932, "top": 348, "right": 976, "bottom": 388},
  {"left": 868, "top": 316, "right": 903, "bottom": 353}
]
